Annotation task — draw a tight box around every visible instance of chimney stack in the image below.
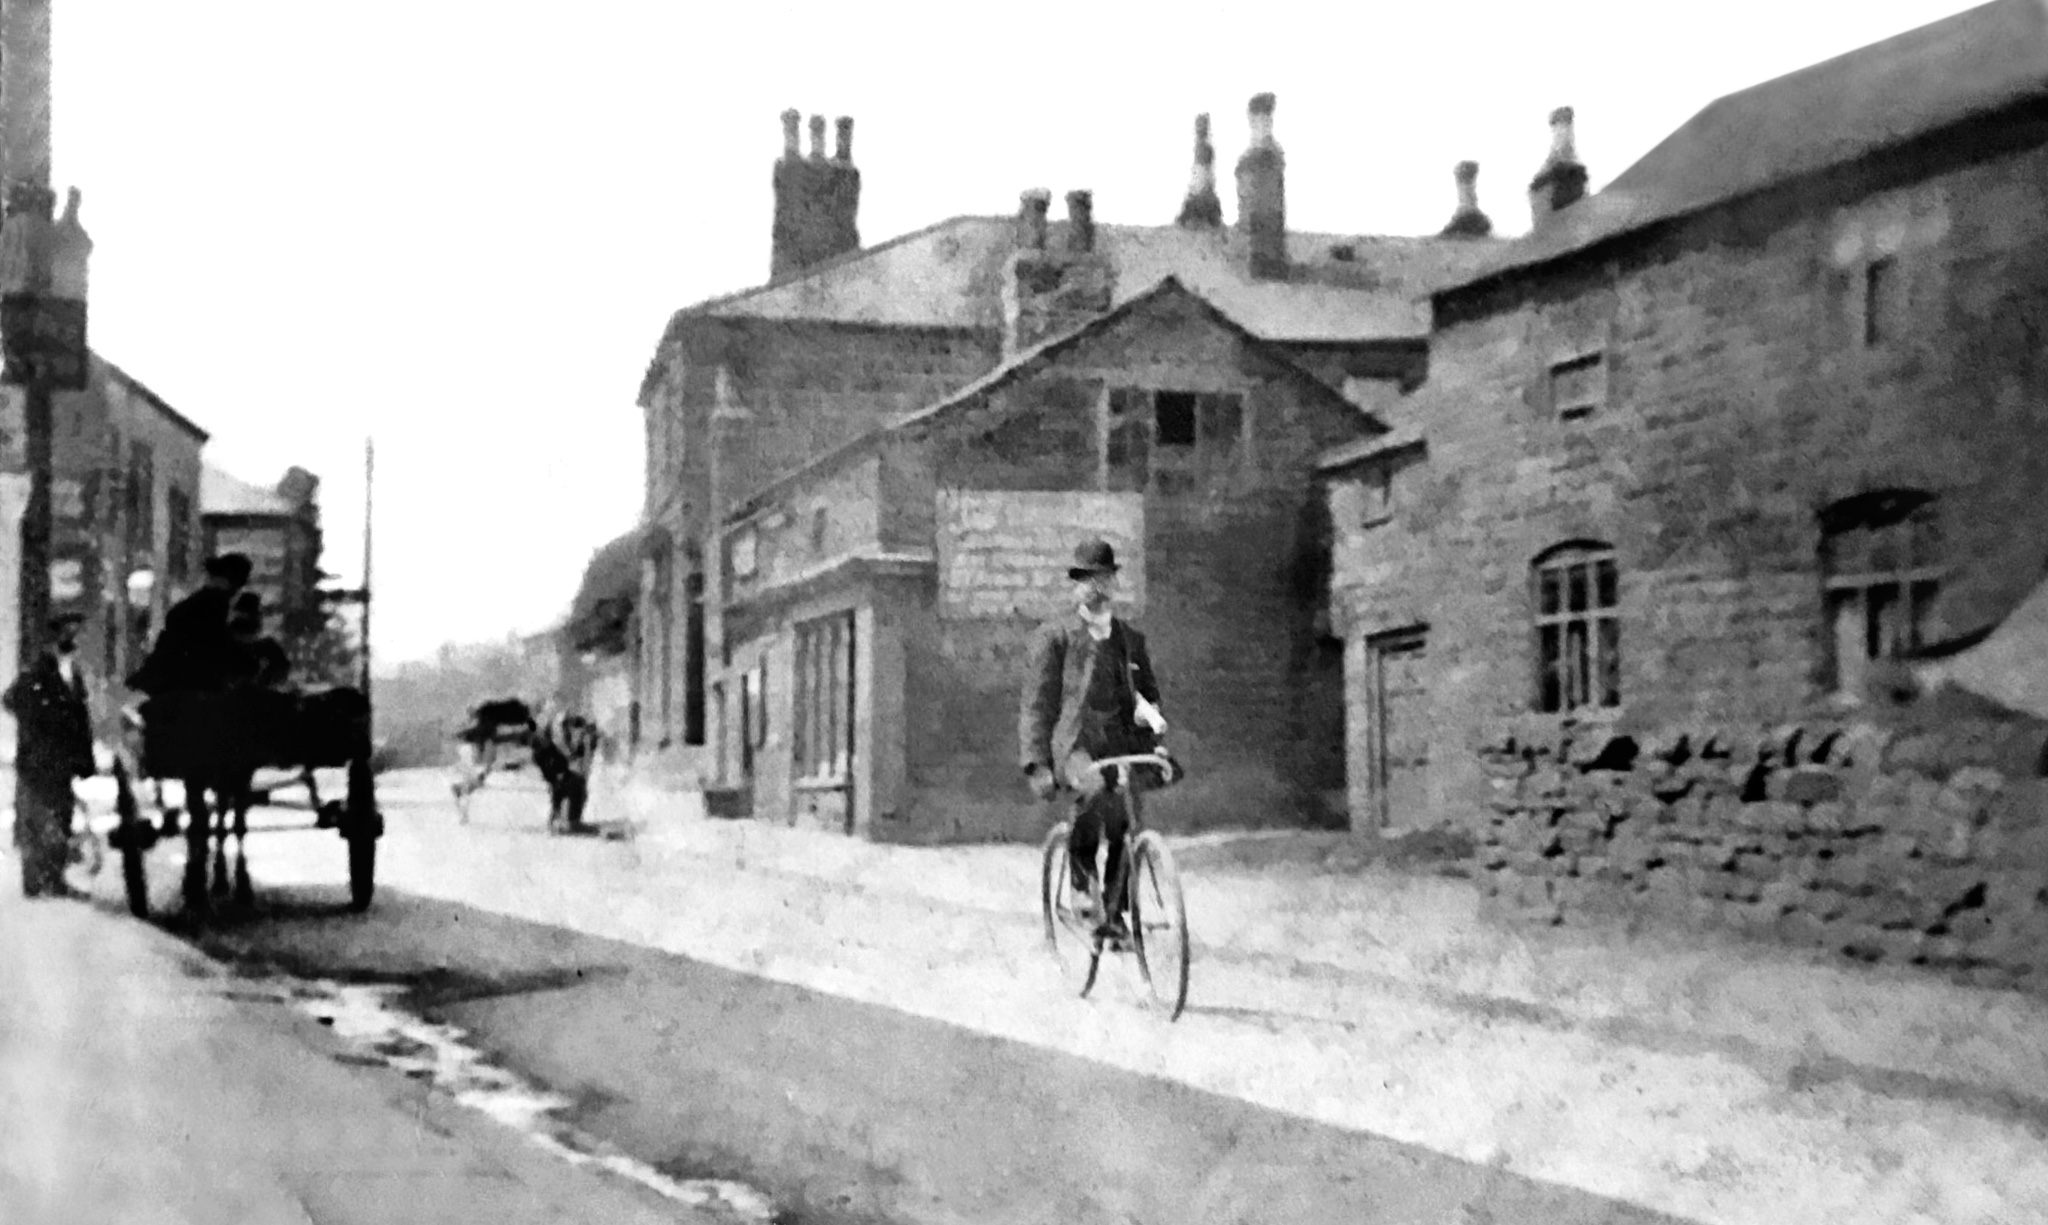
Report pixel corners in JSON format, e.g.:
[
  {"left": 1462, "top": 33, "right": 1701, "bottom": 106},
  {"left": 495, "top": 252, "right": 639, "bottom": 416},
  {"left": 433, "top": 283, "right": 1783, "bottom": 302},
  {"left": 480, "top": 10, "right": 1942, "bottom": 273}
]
[
  {"left": 1235, "top": 92, "right": 1287, "bottom": 279},
  {"left": 1440, "top": 160, "right": 1493, "bottom": 238},
  {"left": 1177, "top": 113, "right": 1223, "bottom": 229},
  {"left": 771, "top": 109, "right": 863, "bottom": 282},
  {"left": 780, "top": 108, "right": 802, "bottom": 160},
  {"left": 1065, "top": 189, "right": 1095, "bottom": 254},
  {"left": 1003, "top": 187, "right": 1113, "bottom": 356},
  {"left": 1528, "top": 107, "right": 1589, "bottom": 229},
  {"left": 1016, "top": 188, "right": 1051, "bottom": 250}
]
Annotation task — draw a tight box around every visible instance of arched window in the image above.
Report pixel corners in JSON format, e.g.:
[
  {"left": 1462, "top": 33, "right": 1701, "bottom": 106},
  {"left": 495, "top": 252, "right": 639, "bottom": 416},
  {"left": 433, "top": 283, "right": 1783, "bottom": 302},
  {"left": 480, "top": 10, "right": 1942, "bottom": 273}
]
[
  {"left": 1533, "top": 542, "right": 1620, "bottom": 713},
  {"left": 1820, "top": 490, "right": 1941, "bottom": 697}
]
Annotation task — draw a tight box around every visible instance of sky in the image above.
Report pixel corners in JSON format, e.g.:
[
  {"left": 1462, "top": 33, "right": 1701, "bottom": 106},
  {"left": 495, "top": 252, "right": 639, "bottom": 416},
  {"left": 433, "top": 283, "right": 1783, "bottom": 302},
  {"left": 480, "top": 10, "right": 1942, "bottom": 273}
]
[{"left": 42, "top": 0, "right": 1990, "bottom": 667}]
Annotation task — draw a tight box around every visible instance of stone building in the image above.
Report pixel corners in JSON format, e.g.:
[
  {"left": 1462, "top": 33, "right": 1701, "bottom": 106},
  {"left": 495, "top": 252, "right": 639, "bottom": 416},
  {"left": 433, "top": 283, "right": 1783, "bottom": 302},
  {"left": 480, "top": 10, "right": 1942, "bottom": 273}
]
[
  {"left": 0, "top": 356, "right": 209, "bottom": 747},
  {"left": 635, "top": 96, "right": 1504, "bottom": 836},
  {"left": 1325, "top": 0, "right": 2048, "bottom": 986},
  {"left": 201, "top": 463, "right": 324, "bottom": 635}
]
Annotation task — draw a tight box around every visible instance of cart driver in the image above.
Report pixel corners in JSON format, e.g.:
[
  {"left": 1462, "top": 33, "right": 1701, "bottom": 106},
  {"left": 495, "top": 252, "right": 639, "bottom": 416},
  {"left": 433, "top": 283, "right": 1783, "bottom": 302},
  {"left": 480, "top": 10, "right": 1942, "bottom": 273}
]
[{"left": 127, "top": 553, "right": 254, "bottom": 698}]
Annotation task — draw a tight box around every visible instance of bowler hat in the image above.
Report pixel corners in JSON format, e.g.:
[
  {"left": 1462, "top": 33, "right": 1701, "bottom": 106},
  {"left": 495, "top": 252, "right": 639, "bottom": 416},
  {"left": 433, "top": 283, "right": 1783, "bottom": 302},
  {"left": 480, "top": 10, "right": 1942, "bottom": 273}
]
[
  {"left": 206, "top": 553, "right": 254, "bottom": 585},
  {"left": 1066, "top": 538, "right": 1120, "bottom": 580}
]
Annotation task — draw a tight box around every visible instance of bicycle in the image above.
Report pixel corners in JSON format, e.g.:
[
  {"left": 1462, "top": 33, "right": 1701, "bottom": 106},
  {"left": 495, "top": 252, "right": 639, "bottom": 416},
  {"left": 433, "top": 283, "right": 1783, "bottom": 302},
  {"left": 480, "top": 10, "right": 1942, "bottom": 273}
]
[{"left": 1039, "top": 750, "right": 1191, "bottom": 1021}]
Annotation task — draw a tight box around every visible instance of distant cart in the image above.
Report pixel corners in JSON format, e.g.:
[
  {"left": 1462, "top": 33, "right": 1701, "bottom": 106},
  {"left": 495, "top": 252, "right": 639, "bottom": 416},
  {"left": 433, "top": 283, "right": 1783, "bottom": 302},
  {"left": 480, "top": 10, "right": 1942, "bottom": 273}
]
[{"left": 450, "top": 697, "right": 539, "bottom": 820}]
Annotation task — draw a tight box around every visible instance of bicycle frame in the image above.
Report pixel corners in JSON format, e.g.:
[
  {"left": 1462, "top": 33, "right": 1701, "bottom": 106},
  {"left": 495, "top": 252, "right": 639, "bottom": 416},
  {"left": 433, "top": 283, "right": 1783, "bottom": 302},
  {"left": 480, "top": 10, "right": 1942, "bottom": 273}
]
[{"left": 1072, "top": 752, "right": 1174, "bottom": 915}]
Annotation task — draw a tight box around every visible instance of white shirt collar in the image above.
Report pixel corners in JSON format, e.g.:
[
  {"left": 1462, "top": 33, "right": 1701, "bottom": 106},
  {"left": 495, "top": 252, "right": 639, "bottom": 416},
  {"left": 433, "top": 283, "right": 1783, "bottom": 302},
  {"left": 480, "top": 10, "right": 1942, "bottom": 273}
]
[{"left": 1077, "top": 603, "right": 1114, "bottom": 640}]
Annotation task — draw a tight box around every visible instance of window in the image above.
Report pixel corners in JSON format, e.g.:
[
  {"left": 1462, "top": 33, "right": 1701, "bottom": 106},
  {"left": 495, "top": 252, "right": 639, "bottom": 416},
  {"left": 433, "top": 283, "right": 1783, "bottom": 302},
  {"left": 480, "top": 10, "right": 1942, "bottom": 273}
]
[
  {"left": 1154, "top": 391, "right": 1197, "bottom": 447},
  {"left": 1106, "top": 389, "right": 1150, "bottom": 490},
  {"left": 1549, "top": 352, "right": 1606, "bottom": 419},
  {"left": 1863, "top": 256, "right": 1901, "bottom": 347},
  {"left": 166, "top": 487, "right": 192, "bottom": 581},
  {"left": 1108, "top": 387, "right": 1245, "bottom": 491},
  {"left": 731, "top": 527, "right": 757, "bottom": 578},
  {"left": 684, "top": 571, "right": 706, "bottom": 746},
  {"left": 1361, "top": 465, "right": 1394, "bottom": 527},
  {"left": 1821, "top": 490, "right": 1941, "bottom": 698},
  {"left": 126, "top": 443, "right": 154, "bottom": 554},
  {"left": 793, "top": 610, "right": 856, "bottom": 783},
  {"left": 1534, "top": 543, "right": 1620, "bottom": 713}
]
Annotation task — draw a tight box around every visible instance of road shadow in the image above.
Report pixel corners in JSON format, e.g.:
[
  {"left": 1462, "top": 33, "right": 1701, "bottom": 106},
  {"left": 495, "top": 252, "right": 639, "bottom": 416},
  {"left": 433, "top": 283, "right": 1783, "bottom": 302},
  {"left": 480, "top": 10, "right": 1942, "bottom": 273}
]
[{"left": 150, "top": 882, "right": 1694, "bottom": 1225}]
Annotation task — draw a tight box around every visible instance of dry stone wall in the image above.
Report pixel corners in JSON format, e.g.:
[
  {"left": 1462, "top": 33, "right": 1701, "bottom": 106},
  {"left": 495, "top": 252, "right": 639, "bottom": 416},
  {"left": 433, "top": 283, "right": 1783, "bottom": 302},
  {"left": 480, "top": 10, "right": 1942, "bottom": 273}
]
[{"left": 1473, "top": 701, "right": 2048, "bottom": 990}]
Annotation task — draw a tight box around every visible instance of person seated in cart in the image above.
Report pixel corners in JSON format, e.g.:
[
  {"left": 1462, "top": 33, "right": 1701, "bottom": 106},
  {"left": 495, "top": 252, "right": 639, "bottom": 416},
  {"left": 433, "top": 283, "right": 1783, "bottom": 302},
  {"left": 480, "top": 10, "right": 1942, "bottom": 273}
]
[
  {"left": 534, "top": 710, "right": 601, "bottom": 833},
  {"left": 228, "top": 591, "right": 293, "bottom": 691}
]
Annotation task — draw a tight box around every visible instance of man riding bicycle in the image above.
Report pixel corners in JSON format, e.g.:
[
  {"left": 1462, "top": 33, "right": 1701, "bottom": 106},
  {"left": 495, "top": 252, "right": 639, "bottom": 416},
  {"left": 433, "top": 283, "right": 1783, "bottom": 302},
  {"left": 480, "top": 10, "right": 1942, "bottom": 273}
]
[{"left": 1019, "top": 538, "right": 1170, "bottom": 940}]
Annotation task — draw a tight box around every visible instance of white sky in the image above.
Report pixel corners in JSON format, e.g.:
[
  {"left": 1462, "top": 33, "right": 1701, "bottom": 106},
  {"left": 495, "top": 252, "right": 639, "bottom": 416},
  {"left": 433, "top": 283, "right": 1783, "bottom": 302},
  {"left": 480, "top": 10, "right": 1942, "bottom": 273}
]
[{"left": 45, "top": 0, "right": 1987, "bottom": 667}]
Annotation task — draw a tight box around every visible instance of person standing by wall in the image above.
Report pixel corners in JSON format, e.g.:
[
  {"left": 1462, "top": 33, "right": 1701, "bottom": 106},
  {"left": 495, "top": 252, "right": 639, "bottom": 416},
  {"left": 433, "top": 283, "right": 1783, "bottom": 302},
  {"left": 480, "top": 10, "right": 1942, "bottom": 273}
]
[{"left": 6, "top": 612, "right": 97, "bottom": 897}]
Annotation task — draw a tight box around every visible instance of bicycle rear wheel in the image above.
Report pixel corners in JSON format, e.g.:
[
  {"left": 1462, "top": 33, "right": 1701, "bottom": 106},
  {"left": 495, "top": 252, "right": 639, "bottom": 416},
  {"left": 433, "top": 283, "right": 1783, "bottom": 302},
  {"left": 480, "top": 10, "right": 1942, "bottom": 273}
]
[
  {"left": 1129, "top": 830, "right": 1190, "bottom": 1021},
  {"left": 1040, "top": 821, "right": 1101, "bottom": 997}
]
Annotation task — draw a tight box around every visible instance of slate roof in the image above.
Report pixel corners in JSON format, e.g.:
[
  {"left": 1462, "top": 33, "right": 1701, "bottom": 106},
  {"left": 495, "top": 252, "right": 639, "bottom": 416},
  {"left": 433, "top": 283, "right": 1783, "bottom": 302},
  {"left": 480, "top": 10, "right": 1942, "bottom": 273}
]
[
  {"left": 200, "top": 465, "right": 294, "bottom": 517},
  {"left": 725, "top": 276, "right": 1387, "bottom": 525},
  {"left": 665, "top": 216, "right": 1500, "bottom": 346},
  {"left": 1444, "top": 0, "right": 2048, "bottom": 295},
  {"left": 95, "top": 356, "right": 210, "bottom": 443}
]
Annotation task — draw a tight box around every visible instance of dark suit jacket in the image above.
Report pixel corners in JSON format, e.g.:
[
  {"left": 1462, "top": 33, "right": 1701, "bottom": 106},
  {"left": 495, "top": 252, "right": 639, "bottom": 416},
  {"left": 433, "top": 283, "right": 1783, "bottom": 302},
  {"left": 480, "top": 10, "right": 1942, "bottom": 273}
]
[
  {"left": 1018, "top": 617, "right": 1162, "bottom": 773},
  {"left": 128, "top": 586, "right": 237, "bottom": 695},
  {"left": 4, "top": 653, "right": 94, "bottom": 784}
]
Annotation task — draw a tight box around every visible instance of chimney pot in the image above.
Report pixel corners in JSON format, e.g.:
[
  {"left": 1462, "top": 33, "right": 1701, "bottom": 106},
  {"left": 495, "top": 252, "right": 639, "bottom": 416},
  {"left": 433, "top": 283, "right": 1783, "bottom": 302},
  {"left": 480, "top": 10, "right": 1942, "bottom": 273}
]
[
  {"left": 834, "top": 116, "right": 854, "bottom": 163},
  {"left": 1547, "top": 106, "right": 1578, "bottom": 163},
  {"left": 808, "top": 114, "right": 827, "bottom": 159},
  {"left": 1529, "top": 107, "right": 1589, "bottom": 227},
  {"left": 1065, "top": 189, "right": 1095, "bottom": 253},
  {"left": 781, "top": 109, "right": 801, "bottom": 159},
  {"left": 1017, "top": 189, "right": 1052, "bottom": 250},
  {"left": 1246, "top": 92, "right": 1278, "bottom": 148},
  {"left": 1178, "top": 112, "right": 1223, "bottom": 229},
  {"left": 1441, "top": 160, "right": 1493, "bottom": 238}
]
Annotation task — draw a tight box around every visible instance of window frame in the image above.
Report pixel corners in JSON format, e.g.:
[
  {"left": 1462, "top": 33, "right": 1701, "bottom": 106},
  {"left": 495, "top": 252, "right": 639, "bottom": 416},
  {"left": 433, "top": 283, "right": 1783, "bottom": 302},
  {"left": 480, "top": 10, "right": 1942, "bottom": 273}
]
[
  {"left": 1531, "top": 542, "right": 1622, "bottom": 714},
  {"left": 1819, "top": 490, "right": 1942, "bottom": 697},
  {"left": 1548, "top": 350, "right": 1607, "bottom": 420}
]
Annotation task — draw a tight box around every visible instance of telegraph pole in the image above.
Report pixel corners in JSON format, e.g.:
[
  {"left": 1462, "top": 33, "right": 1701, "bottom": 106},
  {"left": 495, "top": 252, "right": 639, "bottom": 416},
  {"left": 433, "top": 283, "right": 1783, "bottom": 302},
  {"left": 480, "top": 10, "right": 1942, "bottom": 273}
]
[
  {"left": 360, "top": 436, "right": 373, "bottom": 709},
  {"left": 0, "top": 0, "right": 87, "bottom": 675}
]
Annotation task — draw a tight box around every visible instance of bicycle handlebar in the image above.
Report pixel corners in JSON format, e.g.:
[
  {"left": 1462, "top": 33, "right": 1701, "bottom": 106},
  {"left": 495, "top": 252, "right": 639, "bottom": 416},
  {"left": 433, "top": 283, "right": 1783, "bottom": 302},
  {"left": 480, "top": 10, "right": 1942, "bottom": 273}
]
[{"left": 1086, "top": 753, "right": 1175, "bottom": 773}]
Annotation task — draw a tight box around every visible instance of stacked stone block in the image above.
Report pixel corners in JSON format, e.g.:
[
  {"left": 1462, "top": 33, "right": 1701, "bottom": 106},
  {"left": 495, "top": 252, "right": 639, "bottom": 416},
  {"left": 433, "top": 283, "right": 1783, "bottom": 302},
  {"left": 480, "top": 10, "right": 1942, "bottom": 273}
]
[{"left": 1472, "top": 709, "right": 2048, "bottom": 990}]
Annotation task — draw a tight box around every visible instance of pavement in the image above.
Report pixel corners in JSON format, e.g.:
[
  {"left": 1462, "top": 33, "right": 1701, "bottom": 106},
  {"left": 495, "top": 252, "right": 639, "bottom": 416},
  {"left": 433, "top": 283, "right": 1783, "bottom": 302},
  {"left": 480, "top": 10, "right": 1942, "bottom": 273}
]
[{"left": 0, "top": 862, "right": 728, "bottom": 1225}]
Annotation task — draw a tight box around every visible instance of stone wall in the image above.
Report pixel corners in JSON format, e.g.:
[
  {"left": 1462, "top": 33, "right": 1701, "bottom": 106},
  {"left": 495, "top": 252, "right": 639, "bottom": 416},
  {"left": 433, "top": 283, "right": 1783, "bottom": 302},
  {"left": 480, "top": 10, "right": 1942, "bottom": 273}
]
[
  {"left": 1472, "top": 695, "right": 2048, "bottom": 991},
  {"left": 890, "top": 288, "right": 1371, "bottom": 840}
]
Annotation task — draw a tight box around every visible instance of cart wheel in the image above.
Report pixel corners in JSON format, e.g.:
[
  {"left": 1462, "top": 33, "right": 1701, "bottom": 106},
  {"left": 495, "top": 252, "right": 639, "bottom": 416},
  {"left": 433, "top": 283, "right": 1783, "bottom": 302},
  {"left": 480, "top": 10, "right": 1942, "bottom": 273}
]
[
  {"left": 1040, "top": 821, "right": 1101, "bottom": 998},
  {"left": 113, "top": 758, "right": 149, "bottom": 919},
  {"left": 347, "top": 833, "right": 375, "bottom": 911},
  {"left": 182, "top": 812, "right": 210, "bottom": 922},
  {"left": 345, "top": 755, "right": 379, "bottom": 912}
]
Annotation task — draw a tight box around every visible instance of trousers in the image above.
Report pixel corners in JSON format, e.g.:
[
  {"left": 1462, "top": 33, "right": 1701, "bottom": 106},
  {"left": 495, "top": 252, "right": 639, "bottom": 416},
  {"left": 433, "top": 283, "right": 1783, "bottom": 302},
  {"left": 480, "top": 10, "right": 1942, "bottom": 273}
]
[
  {"left": 1062, "top": 748, "right": 1131, "bottom": 910},
  {"left": 14, "top": 775, "right": 75, "bottom": 897}
]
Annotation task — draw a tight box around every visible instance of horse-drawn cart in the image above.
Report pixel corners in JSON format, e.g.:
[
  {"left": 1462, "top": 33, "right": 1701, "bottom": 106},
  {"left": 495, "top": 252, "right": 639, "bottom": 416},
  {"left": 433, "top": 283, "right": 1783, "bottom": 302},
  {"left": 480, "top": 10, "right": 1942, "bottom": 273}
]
[{"left": 105, "top": 685, "right": 383, "bottom": 920}]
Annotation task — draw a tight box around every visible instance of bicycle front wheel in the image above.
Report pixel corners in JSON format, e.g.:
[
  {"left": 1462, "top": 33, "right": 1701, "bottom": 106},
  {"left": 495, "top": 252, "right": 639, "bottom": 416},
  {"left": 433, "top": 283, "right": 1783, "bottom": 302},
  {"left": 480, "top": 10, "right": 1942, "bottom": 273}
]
[
  {"left": 1040, "top": 821, "right": 1101, "bottom": 998},
  {"left": 1129, "top": 830, "right": 1190, "bottom": 1021}
]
